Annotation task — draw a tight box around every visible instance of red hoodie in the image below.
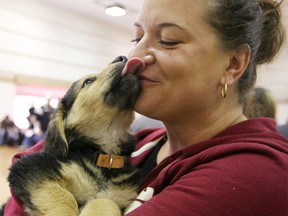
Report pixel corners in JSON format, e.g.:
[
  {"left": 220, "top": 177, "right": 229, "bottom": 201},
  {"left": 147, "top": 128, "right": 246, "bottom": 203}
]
[
  {"left": 125, "top": 118, "right": 288, "bottom": 216},
  {"left": 4, "top": 118, "right": 288, "bottom": 216}
]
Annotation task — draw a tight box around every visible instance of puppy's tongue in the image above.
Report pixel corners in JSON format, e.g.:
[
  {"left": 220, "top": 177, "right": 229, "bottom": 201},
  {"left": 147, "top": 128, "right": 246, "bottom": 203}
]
[{"left": 122, "top": 58, "right": 145, "bottom": 76}]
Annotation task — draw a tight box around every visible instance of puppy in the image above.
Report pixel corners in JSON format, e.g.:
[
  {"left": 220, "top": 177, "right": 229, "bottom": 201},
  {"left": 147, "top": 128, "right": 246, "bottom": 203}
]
[{"left": 7, "top": 56, "right": 144, "bottom": 216}]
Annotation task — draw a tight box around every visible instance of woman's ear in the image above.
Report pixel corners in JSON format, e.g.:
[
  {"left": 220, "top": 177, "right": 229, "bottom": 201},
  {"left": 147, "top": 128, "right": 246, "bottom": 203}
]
[{"left": 221, "top": 45, "right": 251, "bottom": 85}]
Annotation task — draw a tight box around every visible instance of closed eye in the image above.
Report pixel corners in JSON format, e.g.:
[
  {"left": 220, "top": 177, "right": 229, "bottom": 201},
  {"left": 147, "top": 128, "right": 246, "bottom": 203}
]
[
  {"left": 131, "top": 38, "right": 141, "bottom": 44},
  {"left": 82, "top": 77, "right": 96, "bottom": 88},
  {"left": 159, "top": 40, "right": 179, "bottom": 47},
  {"left": 131, "top": 37, "right": 180, "bottom": 48}
]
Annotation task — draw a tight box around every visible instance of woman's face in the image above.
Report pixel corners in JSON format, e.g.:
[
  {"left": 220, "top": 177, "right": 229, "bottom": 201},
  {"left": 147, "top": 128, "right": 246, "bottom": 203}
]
[{"left": 129, "top": 0, "right": 232, "bottom": 124}]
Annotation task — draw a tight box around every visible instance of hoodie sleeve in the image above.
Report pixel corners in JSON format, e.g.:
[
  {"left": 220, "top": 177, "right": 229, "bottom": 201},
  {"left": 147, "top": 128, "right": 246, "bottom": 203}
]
[{"left": 3, "top": 140, "right": 45, "bottom": 216}]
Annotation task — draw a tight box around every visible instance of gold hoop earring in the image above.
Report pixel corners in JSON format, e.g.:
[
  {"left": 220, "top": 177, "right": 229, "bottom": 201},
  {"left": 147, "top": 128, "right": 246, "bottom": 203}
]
[{"left": 221, "top": 83, "right": 228, "bottom": 98}]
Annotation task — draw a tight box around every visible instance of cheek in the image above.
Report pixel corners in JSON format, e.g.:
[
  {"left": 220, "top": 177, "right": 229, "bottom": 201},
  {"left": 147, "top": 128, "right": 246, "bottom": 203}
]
[{"left": 162, "top": 57, "right": 192, "bottom": 81}]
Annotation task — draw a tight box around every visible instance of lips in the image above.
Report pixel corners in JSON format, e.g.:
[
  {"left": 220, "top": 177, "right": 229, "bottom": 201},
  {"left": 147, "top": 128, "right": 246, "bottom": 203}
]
[{"left": 122, "top": 58, "right": 145, "bottom": 76}]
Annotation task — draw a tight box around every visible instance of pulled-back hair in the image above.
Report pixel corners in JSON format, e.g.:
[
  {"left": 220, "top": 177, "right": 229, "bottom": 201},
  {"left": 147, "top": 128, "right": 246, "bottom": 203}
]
[{"left": 205, "top": 0, "right": 286, "bottom": 102}]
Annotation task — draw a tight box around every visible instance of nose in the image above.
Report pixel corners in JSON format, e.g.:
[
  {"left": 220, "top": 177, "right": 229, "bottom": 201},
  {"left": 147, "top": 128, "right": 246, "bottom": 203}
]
[
  {"left": 111, "top": 56, "right": 128, "bottom": 64},
  {"left": 128, "top": 37, "right": 156, "bottom": 65},
  {"left": 143, "top": 54, "right": 155, "bottom": 64}
]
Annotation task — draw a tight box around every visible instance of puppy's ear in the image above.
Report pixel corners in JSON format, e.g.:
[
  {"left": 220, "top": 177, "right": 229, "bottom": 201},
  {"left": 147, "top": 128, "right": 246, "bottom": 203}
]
[
  {"left": 44, "top": 103, "right": 69, "bottom": 158},
  {"left": 44, "top": 80, "right": 79, "bottom": 158}
]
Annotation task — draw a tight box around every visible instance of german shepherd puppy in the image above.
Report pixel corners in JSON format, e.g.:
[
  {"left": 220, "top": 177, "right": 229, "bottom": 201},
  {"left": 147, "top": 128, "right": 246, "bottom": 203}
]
[{"left": 7, "top": 56, "right": 142, "bottom": 216}]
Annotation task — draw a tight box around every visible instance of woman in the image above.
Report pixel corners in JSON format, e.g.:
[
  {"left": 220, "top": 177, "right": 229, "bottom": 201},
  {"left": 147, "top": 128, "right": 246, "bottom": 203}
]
[
  {"left": 125, "top": 0, "right": 288, "bottom": 215},
  {"left": 3, "top": 0, "right": 288, "bottom": 215}
]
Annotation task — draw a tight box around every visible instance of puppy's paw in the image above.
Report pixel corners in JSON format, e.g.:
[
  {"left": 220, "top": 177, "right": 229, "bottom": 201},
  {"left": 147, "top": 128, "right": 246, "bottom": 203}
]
[{"left": 80, "top": 198, "right": 121, "bottom": 216}]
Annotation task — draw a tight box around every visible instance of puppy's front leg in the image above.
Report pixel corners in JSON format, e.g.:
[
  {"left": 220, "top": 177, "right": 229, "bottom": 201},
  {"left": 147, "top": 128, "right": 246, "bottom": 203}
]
[
  {"left": 80, "top": 198, "right": 121, "bottom": 216},
  {"left": 30, "top": 182, "right": 78, "bottom": 216}
]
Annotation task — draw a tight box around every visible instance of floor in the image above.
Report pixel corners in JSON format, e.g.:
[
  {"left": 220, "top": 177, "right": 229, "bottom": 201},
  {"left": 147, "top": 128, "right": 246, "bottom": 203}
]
[{"left": 0, "top": 146, "right": 23, "bottom": 206}]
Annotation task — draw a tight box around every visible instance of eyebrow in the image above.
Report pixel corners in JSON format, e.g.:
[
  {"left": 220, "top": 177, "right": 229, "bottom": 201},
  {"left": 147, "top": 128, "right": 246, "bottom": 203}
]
[{"left": 134, "top": 22, "right": 188, "bottom": 31}]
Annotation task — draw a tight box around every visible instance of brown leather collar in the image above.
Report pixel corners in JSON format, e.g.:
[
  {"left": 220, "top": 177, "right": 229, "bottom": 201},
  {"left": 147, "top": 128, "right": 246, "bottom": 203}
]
[{"left": 96, "top": 153, "right": 127, "bottom": 169}]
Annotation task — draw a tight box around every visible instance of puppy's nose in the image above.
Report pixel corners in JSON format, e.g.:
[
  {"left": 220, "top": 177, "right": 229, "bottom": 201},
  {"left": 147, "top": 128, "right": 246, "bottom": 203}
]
[{"left": 111, "top": 56, "right": 128, "bottom": 64}]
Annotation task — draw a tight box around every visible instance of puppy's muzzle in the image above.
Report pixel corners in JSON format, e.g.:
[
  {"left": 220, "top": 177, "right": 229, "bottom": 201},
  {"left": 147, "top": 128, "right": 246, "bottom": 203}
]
[{"left": 104, "top": 56, "right": 141, "bottom": 110}]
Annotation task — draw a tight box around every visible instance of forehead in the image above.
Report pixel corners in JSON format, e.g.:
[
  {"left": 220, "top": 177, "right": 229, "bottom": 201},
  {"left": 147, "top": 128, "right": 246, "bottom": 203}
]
[{"left": 136, "top": 0, "right": 207, "bottom": 29}]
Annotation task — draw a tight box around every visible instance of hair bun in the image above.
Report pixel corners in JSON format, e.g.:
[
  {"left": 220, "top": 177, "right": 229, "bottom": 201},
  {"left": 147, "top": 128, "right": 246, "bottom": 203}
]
[{"left": 256, "top": 0, "right": 286, "bottom": 64}]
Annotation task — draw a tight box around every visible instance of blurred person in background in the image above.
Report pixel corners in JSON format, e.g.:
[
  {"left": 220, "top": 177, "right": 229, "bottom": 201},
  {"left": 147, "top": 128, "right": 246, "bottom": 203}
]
[
  {"left": 36, "top": 99, "right": 55, "bottom": 134},
  {"left": 243, "top": 87, "right": 276, "bottom": 119},
  {"left": 19, "top": 99, "right": 54, "bottom": 149},
  {"left": 19, "top": 107, "right": 44, "bottom": 149},
  {"left": 0, "top": 115, "right": 21, "bottom": 146}
]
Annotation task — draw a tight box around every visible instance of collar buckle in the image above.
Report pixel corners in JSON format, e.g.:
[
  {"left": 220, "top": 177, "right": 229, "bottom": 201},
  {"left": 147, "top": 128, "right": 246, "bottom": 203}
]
[{"left": 96, "top": 153, "right": 126, "bottom": 169}]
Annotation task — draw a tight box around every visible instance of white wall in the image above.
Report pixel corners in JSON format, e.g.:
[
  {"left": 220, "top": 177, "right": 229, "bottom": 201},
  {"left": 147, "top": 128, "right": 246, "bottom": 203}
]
[
  {"left": 0, "top": 0, "right": 134, "bottom": 120},
  {"left": 0, "top": 80, "right": 17, "bottom": 119},
  {"left": 0, "top": 0, "right": 132, "bottom": 81}
]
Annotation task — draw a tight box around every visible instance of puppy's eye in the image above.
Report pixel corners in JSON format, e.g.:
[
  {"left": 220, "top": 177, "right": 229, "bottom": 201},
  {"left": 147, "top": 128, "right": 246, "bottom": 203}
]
[{"left": 82, "top": 78, "right": 96, "bottom": 88}]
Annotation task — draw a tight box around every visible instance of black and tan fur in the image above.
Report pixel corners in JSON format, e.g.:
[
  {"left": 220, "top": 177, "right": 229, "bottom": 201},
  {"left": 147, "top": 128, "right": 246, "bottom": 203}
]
[{"left": 7, "top": 56, "right": 141, "bottom": 216}]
